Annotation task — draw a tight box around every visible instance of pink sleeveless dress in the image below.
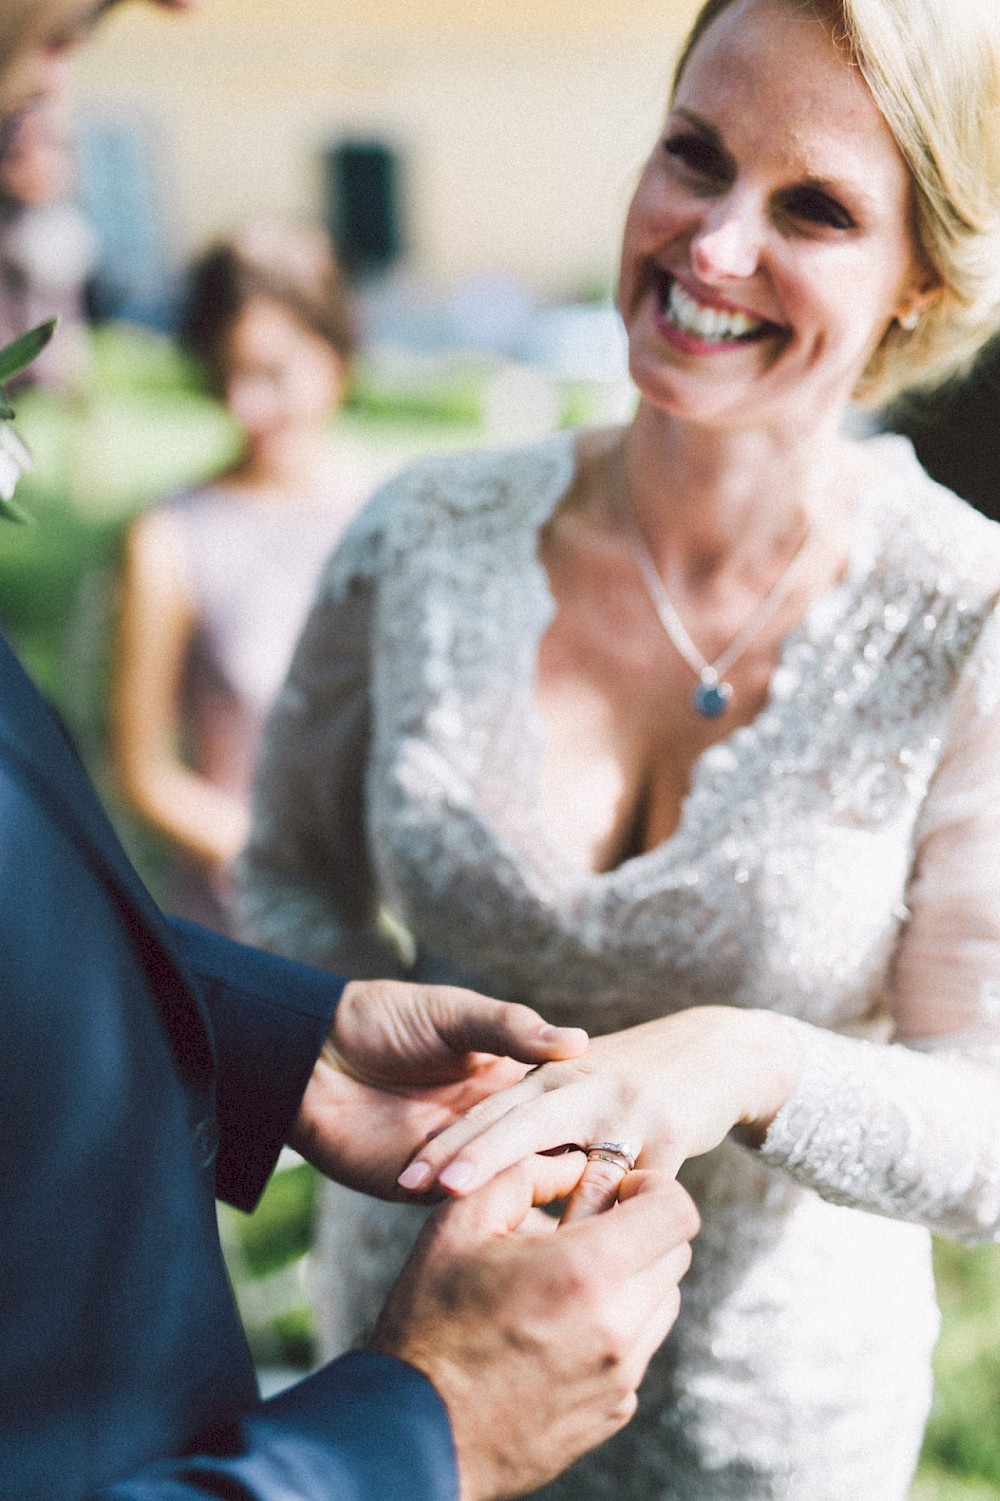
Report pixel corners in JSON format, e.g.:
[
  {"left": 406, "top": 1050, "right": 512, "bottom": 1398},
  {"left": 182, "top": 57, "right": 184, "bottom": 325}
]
[{"left": 162, "top": 475, "right": 373, "bottom": 930}]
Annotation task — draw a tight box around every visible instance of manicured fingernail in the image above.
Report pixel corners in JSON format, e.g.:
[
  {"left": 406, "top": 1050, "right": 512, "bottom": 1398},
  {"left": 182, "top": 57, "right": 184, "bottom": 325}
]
[
  {"left": 397, "top": 1161, "right": 433, "bottom": 1192},
  {"left": 538, "top": 1025, "right": 585, "bottom": 1044},
  {"left": 439, "top": 1160, "right": 476, "bottom": 1194}
]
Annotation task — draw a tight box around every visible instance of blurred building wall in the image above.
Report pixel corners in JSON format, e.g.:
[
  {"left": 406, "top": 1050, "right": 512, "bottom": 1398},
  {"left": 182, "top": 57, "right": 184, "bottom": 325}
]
[{"left": 69, "top": 0, "right": 702, "bottom": 298}]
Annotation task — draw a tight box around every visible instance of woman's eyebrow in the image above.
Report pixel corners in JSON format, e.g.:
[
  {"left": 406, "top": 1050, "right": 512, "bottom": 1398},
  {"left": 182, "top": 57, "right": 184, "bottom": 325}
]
[
  {"left": 671, "top": 106, "right": 883, "bottom": 214},
  {"left": 669, "top": 108, "right": 726, "bottom": 149}
]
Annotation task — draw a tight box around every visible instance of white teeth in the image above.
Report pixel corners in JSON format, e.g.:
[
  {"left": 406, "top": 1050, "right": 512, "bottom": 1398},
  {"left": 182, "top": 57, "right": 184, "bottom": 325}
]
[{"left": 665, "top": 279, "right": 762, "bottom": 342}]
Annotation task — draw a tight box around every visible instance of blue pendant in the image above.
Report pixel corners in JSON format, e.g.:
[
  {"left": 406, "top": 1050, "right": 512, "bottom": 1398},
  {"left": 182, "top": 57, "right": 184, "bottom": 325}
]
[{"left": 693, "top": 677, "right": 733, "bottom": 718}]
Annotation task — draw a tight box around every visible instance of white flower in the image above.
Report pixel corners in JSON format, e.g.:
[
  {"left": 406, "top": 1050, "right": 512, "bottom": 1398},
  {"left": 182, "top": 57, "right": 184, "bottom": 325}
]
[{"left": 0, "top": 421, "right": 33, "bottom": 503}]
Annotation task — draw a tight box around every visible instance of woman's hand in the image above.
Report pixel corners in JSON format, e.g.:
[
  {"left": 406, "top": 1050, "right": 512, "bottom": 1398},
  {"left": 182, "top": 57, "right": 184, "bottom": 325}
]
[
  {"left": 289, "top": 979, "right": 589, "bottom": 1200},
  {"left": 396, "top": 1006, "right": 802, "bottom": 1215}
]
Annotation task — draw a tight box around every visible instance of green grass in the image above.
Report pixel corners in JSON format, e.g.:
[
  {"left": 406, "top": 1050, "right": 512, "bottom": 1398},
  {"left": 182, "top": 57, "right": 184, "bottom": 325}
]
[
  {"left": 912, "top": 1474, "right": 1000, "bottom": 1501},
  {"left": 918, "top": 1241, "right": 1000, "bottom": 1492}
]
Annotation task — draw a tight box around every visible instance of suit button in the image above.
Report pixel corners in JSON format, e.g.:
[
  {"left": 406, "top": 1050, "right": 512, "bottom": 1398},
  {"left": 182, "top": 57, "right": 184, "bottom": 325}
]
[{"left": 192, "top": 1117, "right": 218, "bottom": 1168}]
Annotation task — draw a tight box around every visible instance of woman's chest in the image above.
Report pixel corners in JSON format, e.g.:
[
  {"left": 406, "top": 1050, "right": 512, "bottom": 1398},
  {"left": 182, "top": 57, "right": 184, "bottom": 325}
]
[
  {"left": 366, "top": 560, "right": 972, "bottom": 1029},
  {"left": 531, "top": 602, "right": 781, "bottom": 873}
]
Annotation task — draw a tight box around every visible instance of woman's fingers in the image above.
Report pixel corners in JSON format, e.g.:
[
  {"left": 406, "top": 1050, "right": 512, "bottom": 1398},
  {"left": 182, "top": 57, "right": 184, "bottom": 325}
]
[
  {"left": 401, "top": 1067, "right": 633, "bottom": 1199},
  {"left": 397, "top": 1070, "right": 553, "bottom": 1192}
]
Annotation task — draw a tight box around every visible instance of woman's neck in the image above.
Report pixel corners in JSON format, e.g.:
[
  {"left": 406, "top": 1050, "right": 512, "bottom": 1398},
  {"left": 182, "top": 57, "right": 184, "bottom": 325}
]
[
  {"left": 230, "top": 427, "right": 337, "bottom": 497},
  {"left": 619, "top": 402, "right": 859, "bottom": 586}
]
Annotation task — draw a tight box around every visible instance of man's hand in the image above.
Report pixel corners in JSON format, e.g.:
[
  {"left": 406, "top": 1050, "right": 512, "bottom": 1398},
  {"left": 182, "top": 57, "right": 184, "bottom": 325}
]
[
  {"left": 288, "top": 979, "right": 588, "bottom": 1199},
  {"left": 371, "top": 1153, "right": 699, "bottom": 1501}
]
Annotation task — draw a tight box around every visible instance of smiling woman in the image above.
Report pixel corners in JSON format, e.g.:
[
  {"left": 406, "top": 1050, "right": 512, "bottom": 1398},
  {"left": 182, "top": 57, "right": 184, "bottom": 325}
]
[
  {"left": 238, "top": 2, "right": 1000, "bottom": 1498},
  {"left": 618, "top": 0, "right": 934, "bottom": 437}
]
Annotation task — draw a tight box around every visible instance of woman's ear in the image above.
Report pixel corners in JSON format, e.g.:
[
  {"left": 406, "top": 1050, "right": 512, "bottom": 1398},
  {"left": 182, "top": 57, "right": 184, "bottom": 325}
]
[
  {"left": 895, "top": 265, "right": 944, "bottom": 331},
  {"left": 894, "top": 289, "right": 943, "bottom": 332}
]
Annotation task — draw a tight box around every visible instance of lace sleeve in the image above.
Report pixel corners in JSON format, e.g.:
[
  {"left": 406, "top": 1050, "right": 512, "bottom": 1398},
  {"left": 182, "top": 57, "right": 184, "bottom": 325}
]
[
  {"left": 759, "top": 610, "right": 1000, "bottom": 1245},
  {"left": 233, "top": 493, "right": 407, "bottom": 978}
]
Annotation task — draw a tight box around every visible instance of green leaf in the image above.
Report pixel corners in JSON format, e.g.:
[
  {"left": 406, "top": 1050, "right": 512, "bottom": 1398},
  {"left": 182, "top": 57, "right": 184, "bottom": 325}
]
[
  {"left": 0, "top": 319, "right": 57, "bottom": 384},
  {"left": 0, "top": 491, "right": 31, "bottom": 524}
]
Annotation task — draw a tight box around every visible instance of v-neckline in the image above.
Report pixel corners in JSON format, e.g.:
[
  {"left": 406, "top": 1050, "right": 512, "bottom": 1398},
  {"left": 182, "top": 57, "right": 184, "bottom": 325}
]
[{"left": 513, "top": 429, "right": 902, "bottom": 889}]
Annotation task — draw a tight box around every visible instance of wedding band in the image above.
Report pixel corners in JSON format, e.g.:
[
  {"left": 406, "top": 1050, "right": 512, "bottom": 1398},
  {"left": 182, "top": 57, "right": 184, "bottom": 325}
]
[{"left": 586, "top": 1141, "right": 637, "bottom": 1173}]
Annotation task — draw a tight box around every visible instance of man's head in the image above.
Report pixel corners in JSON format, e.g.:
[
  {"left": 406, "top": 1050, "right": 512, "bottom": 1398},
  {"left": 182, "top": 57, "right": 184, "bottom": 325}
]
[{"left": 0, "top": 0, "right": 193, "bottom": 127}]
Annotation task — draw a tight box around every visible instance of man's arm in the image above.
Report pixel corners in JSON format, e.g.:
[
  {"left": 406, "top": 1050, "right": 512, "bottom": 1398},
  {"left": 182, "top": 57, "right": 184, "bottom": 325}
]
[
  {"left": 167, "top": 916, "right": 344, "bottom": 1210},
  {"left": 93, "top": 1355, "right": 459, "bottom": 1501}
]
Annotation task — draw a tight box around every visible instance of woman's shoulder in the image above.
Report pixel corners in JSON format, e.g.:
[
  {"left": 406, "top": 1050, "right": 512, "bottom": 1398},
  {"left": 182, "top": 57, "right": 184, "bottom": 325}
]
[
  {"left": 867, "top": 433, "right": 1000, "bottom": 605},
  {"left": 315, "top": 431, "right": 578, "bottom": 599},
  {"left": 388, "top": 430, "right": 575, "bottom": 507},
  {"left": 151, "top": 480, "right": 247, "bottom": 547}
]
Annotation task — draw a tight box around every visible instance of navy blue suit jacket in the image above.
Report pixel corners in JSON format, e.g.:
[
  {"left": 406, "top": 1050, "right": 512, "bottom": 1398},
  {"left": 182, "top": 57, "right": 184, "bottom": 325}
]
[{"left": 0, "top": 632, "right": 457, "bottom": 1501}]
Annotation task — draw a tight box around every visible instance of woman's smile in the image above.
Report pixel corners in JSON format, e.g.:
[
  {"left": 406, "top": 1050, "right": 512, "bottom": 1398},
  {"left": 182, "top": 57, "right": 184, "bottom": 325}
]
[{"left": 654, "top": 269, "right": 784, "bottom": 350}]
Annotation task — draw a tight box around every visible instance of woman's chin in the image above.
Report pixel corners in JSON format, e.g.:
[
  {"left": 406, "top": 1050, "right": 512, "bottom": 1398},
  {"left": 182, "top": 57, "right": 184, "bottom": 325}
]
[{"left": 628, "top": 357, "right": 765, "bottom": 429}]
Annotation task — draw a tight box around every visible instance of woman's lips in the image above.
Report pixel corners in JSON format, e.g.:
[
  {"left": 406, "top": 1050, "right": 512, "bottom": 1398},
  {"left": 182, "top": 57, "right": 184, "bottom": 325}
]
[{"left": 653, "top": 268, "right": 783, "bottom": 345}]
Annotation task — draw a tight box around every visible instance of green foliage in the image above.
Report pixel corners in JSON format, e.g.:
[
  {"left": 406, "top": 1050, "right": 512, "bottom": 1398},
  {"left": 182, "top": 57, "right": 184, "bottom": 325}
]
[
  {"left": 0, "top": 319, "right": 57, "bottom": 386},
  {"left": 912, "top": 1471, "right": 1000, "bottom": 1500},
  {"left": 217, "top": 1162, "right": 319, "bottom": 1371},
  {"left": 236, "top": 1162, "right": 317, "bottom": 1280},
  {"left": 271, "top": 1308, "right": 316, "bottom": 1370},
  {"left": 917, "top": 1240, "right": 1000, "bottom": 1491}
]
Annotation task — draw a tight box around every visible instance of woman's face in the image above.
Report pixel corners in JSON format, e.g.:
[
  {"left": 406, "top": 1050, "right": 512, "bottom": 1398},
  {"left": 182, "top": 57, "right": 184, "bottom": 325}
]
[
  {"left": 220, "top": 295, "right": 346, "bottom": 443},
  {"left": 617, "top": 0, "right": 933, "bottom": 433}
]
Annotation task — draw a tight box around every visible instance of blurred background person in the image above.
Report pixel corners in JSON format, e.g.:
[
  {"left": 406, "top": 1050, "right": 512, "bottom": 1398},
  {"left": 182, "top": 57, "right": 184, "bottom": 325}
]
[
  {"left": 113, "top": 221, "right": 377, "bottom": 933},
  {"left": 0, "top": 0, "right": 194, "bottom": 127},
  {"left": 0, "top": 101, "right": 97, "bottom": 391}
]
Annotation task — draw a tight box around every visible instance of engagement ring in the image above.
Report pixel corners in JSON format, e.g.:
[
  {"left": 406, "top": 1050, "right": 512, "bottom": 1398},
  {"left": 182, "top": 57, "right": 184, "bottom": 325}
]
[{"left": 585, "top": 1141, "right": 638, "bottom": 1173}]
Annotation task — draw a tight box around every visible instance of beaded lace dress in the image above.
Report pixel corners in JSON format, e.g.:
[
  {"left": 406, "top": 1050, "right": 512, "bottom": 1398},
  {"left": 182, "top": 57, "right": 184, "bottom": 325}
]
[{"left": 238, "top": 431, "right": 1000, "bottom": 1501}]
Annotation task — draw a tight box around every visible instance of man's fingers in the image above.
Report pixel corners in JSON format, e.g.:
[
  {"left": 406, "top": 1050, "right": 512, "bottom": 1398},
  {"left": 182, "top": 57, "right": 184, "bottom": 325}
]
[
  {"left": 565, "top": 1172, "right": 700, "bottom": 1276},
  {"left": 559, "top": 1155, "right": 631, "bottom": 1223},
  {"left": 615, "top": 1248, "right": 690, "bottom": 1379},
  {"left": 516, "top": 1206, "right": 562, "bottom": 1236},
  {"left": 432, "top": 989, "right": 588, "bottom": 1066}
]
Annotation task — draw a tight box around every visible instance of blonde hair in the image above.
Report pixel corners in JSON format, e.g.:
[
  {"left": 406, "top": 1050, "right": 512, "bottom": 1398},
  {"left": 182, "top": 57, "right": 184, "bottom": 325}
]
[{"left": 672, "top": 0, "right": 1000, "bottom": 405}]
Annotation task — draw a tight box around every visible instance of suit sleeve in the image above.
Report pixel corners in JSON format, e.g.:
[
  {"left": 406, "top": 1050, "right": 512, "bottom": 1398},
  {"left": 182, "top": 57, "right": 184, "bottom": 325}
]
[
  {"left": 167, "top": 916, "right": 346, "bottom": 1212},
  {"left": 93, "top": 1353, "right": 459, "bottom": 1501},
  {"left": 138, "top": 929, "right": 461, "bottom": 1500}
]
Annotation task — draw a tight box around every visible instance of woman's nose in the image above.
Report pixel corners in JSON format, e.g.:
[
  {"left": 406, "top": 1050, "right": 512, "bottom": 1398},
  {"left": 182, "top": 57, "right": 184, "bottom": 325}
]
[{"left": 690, "top": 196, "right": 763, "bottom": 283}]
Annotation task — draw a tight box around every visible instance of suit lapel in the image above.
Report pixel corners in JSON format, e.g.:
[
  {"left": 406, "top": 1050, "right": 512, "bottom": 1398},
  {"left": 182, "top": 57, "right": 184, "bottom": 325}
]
[{"left": 0, "top": 632, "right": 215, "bottom": 1086}]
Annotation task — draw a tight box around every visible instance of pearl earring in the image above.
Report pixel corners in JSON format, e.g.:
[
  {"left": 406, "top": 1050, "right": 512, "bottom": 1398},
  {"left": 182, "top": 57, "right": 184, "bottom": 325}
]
[{"left": 898, "top": 308, "right": 921, "bottom": 331}]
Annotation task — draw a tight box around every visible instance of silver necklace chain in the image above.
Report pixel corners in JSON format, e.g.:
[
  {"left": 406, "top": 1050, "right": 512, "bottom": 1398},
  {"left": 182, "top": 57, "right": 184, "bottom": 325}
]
[{"left": 612, "top": 446, "right": 818, "bottom": 718}]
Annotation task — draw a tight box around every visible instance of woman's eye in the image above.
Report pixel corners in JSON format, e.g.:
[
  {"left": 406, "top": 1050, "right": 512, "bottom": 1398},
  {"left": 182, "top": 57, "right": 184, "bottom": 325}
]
[
  {"left": 663, "top": 134, "right": 729, "bottom": 183},
  {"left": 782, "top": 188, "right": 855, "bottom": 231}
]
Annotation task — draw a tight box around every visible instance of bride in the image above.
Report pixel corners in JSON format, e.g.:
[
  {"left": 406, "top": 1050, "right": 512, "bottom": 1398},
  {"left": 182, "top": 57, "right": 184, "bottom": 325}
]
[{"left": 239, "top": 0, "right": 1000, "bottom": 1495}]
